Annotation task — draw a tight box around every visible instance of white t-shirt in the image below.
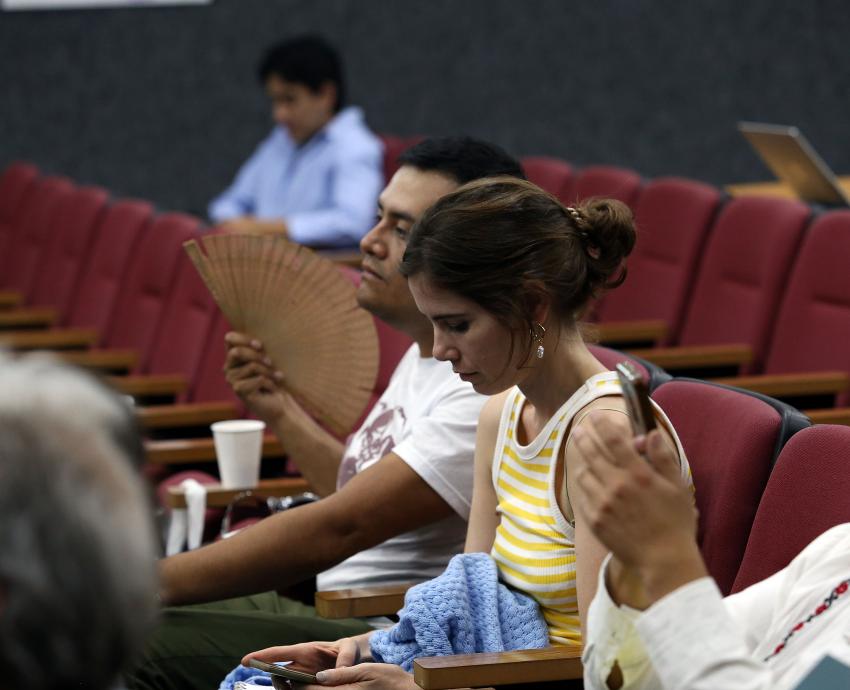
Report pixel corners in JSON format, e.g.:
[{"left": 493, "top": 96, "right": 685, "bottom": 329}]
[
  {"left": 317, "top": 344, "right": 486, "bottom": 591},
  {"left": 583, "top": 524, "right": 850, "bottom": 690}
]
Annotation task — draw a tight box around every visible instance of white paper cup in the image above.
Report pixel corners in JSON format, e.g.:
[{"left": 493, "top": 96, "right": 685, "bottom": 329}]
[{"left": 210, "top": 420, "right": 266, "bottom": 489}]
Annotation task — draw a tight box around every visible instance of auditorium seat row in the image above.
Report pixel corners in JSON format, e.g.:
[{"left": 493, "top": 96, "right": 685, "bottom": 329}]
[{"left": 2, "top": 145, "right": 850, "bottom": 459}]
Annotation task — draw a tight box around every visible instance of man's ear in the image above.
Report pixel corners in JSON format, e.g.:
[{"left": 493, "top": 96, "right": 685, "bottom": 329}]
[{"left": 318, "top": 81, "right": 338, "bottom": 112}]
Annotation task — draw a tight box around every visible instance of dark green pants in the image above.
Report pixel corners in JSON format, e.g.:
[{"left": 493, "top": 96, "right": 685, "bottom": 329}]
[{"left": 126, "top": 591, "right": 372, "bottom": 690}]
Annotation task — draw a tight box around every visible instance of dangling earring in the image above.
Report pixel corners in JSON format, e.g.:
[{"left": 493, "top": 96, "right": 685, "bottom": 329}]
[{"left": 532, "top": 322, "right": 546, "bottom": 359}]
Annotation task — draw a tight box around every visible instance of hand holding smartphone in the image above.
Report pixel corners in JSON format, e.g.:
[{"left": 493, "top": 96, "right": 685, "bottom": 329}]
[
  {"left": 246, "top": 658, "right": 318, "bottom": 684},
  {"left": 615, "top": 362, "right": 657, "bottom": 438}
]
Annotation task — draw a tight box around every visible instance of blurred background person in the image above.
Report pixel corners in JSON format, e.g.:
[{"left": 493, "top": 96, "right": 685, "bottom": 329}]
[
  {"left": 0, "top": 353, "right": 159, "bottom": 690},
  {"left": 208, "top": 34, "right": 383, "bottom": 247}
]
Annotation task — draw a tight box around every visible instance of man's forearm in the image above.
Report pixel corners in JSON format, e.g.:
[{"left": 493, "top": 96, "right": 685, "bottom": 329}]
[
  {"left": 271, "top": 395, "right": 346, "bottom": 496},
  {"left": 159, "top": 497, "right": 360, "bottom": 606},
  {"left": 159, "top": 454, "right": 451, "bottom": 607}
]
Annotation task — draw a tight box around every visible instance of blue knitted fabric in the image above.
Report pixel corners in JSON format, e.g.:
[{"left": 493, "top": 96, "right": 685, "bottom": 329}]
[
  {"left": 370, "top": 552, "right": 549, "bottom": 671},
  {"left": 218, "top": 663, "right": 273, "bottom": 689}
]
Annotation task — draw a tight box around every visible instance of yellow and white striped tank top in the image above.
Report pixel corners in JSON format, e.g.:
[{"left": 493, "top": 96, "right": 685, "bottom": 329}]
[{"left": 489, "top": 371, "right": 689, "bottom": 646}]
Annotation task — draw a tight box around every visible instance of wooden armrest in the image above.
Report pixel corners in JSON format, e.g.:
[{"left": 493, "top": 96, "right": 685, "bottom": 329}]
[
  {"left": 414, "top": 646, "right": 583, "bottom": 689},
  {"left": 0, "top": 328, "right": 97, "bottom": 350},
  {"left": 804, "top": 408, "right": 850, "bottom": 425},
  {"left": 109, "top": 374, "right": 187, "bottom": 397},
  {"left": 315, "top": 583, "right": 411, "bottom": 619},
  {"left": 61, "top": 349, "right": 138, "bottom": 373},
  {"left": 145, "top": 433, "right": 284, "bottom": 464},
  {"left": 0, "top": 290, "right": 22, "bottom": 310},
  {"left": 165, "top": 477, "right": 310, "bottom": 509},
  {"left": 710, "top": 371, "right": 850, "bottom": 397},
  {"left": 0, "top": 307, "right": 56, "bottom": 329},
  {"left": 591, "top": 319, "right": 667, "bottom": 346},
  {"left": 725, "top": 180, "right": 797, "bottom": 199},
  {"left": 137, "top": 401, "right": 239, "bottom": 429},
  {"left": 627, "top": 343, "right": 752, "bottom": 370}
]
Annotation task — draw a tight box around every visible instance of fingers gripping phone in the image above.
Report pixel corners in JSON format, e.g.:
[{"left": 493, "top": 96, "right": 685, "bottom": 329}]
[
  {"left": 615, "top": 362, "right": 657, "bottom": 437},
  {"left": 246, "top": 659, "right": 318, "bottom": 684}
]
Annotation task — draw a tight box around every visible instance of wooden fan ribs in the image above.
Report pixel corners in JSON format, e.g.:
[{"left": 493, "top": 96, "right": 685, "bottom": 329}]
[{"left": 184, "top": 235, "right": 380, "bottom": 436}]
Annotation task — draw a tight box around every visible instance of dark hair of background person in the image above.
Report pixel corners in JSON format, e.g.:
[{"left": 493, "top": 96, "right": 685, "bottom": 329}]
[
  {"left": 257, "top": 34, "right": 345, "bottom": 112},
  {"left": 400, "top": 176, "right": 636, "bottom": 361},
  {"left": 397, "top": 136, "right": 527, "bottom": 186}
]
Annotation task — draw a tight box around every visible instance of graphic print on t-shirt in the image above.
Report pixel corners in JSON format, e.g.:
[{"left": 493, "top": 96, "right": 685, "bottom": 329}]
[{"left": 337, "top": 402, "right": 407, "bottom": 489}]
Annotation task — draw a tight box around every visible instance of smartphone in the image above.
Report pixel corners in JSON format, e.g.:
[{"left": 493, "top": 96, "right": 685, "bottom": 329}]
[
  {"left": 246, "top": 659, "right": 318, "bottom": 684},
  {"left": 615, "top": 361, "right": 657, "bottom": 437}
]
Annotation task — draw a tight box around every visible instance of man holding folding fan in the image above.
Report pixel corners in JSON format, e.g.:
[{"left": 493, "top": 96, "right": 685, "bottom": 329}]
[{"left": 128, "top": 137, "right": 525, "bottom": 690}]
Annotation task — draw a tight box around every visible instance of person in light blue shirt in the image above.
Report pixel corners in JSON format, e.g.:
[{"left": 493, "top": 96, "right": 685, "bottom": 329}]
[{"left": 209, "top": 35, "right": 384, "bottom": 247}]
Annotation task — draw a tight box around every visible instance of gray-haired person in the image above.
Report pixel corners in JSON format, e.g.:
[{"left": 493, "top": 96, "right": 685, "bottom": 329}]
[{"left": 0, "top": 353, "right": 158, "bottom": 690}]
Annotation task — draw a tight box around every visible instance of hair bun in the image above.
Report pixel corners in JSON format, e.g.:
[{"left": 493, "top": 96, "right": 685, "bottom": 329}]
[{"left": 575, "top": 198, "right": 636, "bottom": 291}]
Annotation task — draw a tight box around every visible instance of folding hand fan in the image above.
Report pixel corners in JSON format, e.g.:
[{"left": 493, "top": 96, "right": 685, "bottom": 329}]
[{"left": 184, "top": 234, "right": 379, "bottom": 437}]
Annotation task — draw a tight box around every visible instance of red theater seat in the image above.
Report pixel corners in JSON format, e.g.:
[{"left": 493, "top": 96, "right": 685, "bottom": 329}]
[
  {"left": 627, "top": 196, "right": 810, "bottom": 375},
  {"left": 569, "top": 165, "right": 642, "bottom": 209},
  {"left": 732, "top": 425, "right": 850, "bottom": 592},
  {"left": 64, "top": 200, "right": 154, "bottom": 331},
  {"left": 99, "top": 213, "right": 203, "bottom": 366},
  {"left": 595, "top": 177, "right": 721, "bottom": 346},
  {"left": 521, "top": 156, "right": 574, "bottom": 202},
  {"left": 761, "top": 211, "right": 850, "bottom": 405},
  {"left": 713, "top": 211, "right": 850, "bottom": 408},
  {"left": 136, "top": 236, "right": 220, "bottom": 389},
  {"left": 27, "top": 186, "right": 110, "bottom": 316},
  {"left": 1, "top": 176, "right": 74, "bottom": 299},
  {"left": 652, "top": 378, "right": 809, "bottom": 594},
  {"left": 188, "top": 313, "right": 243, "bottom": 406},
  {"left": 0, "top": 162, "right": 39, "bottom": 267},
  {"left": 588, "top": 344, "right": 670, "bottom": 391}
]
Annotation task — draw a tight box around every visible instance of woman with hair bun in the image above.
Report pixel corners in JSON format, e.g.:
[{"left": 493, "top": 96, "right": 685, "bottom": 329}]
[
  {"left": 400, "top": 176, "right": 690, "bottom": 645},
  {"left": 237, "top": 178, "right": 691, "bottom": 690}
]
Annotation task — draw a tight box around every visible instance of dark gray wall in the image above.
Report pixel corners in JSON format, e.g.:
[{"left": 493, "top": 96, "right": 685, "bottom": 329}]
[{"left": 2, "top": 0, "right": 849, "bottom": 216}]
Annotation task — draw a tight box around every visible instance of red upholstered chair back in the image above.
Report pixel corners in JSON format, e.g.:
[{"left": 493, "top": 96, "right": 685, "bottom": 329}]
[
  {"left": 0, "top": 162, "right": 38, "bottom": 263},
  {"left": 731, "top": 425, "right": 850, "bottom": 593},
  {"left": 189, "top": 313, "right": 244, "bottom": 410},
  {"left": 102, "top": 213, "right": 202, "bottom": 368},
  {"left": 379, "top": 134, "right": 424, "bottom": 183},
  {"left": 587, "top": 344, "right": 670, "bottom": 391},
  {"left": 1, "top": 176, "right": 74, "bottom": 296},
  {"left": 763, "top": 211, "right": 850, "bottom": 404},
  {"left": 28, "top": 186, "right": 109, "bottom": 315},
  {"left": 569, "top": 165, "right": 642, "bottom": 209},
  {"left": 677, "top": 196, "right": 810, "bottom": 372},
  {"left": 66, "top": 199, "right": 153, "bottom": 330},
  {"left": 142, "top": 235, "right": 220, "bottom": 388},
  {"left": 521, "top": 156, "right": 574, "bottom": 203},
  {"left": 595, "top": 177, "right": 721, "bottom": 345},
  {"left": 651, "top": 378, "right": 809, "bottom": 594}
]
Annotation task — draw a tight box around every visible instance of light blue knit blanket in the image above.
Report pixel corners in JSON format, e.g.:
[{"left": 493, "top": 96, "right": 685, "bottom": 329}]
[
  {"left": 370, "top": 552, "right": 549, "bottom": 671},
  {"left": 218, "top": 664, "right": 274, "bottom": 689},
  {"left": 219, "top": 553, "right": 549, "bottom": 688}
]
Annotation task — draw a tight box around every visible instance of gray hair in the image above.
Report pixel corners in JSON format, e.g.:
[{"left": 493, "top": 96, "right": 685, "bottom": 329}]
[{"left": 0, "top": 352, "right": 158, "bottom": 690}]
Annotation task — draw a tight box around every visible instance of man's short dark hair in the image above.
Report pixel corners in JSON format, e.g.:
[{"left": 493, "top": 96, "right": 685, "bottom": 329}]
[
  {"left": 257, "top": 35, "right": 345, "bottom": 112},
  {"left": 397, "top": 137, "right": 526, "bottom": 185}
]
